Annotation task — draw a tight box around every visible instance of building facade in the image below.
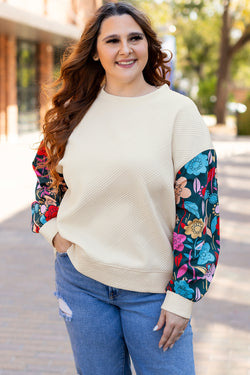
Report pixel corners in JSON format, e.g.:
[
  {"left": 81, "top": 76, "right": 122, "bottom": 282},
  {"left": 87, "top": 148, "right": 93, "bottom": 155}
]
[{"left": 0, "top": 0, "right": 109, "bottom": 142}]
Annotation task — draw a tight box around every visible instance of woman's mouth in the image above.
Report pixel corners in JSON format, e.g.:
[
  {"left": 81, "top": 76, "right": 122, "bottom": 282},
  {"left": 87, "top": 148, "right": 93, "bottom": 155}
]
[{"left": 116, "top": 59, "right": 137, "bottom": 67}]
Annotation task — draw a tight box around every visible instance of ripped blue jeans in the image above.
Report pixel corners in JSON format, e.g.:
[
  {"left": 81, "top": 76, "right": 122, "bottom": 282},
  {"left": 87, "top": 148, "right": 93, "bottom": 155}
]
[{"left": 55, "top": 252, "right": 196, "bottom": 375}]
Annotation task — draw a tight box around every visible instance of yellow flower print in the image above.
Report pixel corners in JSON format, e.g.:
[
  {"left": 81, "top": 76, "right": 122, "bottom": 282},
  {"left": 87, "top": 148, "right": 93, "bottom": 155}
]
[
  {"left": 184, "top": 218, "right": 204, "bottom": 239},
  {"left": 175, "top": 177, "right": 191, "bottom": 204}
]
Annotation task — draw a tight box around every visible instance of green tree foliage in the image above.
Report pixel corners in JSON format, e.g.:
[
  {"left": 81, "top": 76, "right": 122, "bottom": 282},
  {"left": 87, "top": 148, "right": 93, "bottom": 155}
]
[
  {"left": 174, "top": 11, "right": 221, "bottom": 113},
  {"left": 126, "top": 0, "right": 171, "bottom": 32},
  {"left": 215, "top": 0, "right": 250, "bottom": 123},
  {"left": 120, "top": 0, "right": 250, "bottom": 117}
]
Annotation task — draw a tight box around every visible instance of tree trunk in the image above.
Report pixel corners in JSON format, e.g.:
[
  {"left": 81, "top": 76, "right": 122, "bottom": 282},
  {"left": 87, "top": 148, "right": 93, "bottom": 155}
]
[
  {"left": 215, "top": 55, "right": 231, "bottom": 124},
  {"left": 215, "top": 0, "right": 231, "bottom": 125}
]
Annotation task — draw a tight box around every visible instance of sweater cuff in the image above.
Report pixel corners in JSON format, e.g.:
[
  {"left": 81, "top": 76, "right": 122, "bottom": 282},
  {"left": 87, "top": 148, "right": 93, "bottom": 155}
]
[
  {"left": 39, "top": 218, "right": 58, "bottom": 247},
  {"left": 161, "top": 291, "right": 193, "bottom": 319}
]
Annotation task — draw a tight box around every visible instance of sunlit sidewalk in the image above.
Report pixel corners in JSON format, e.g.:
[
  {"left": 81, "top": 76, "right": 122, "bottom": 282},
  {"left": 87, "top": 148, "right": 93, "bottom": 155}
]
[
  {"left": 0, "top": 131, "right": 250, "bottom": 374},
  {"left": 193, "top": 150, "right": 250, "bottom": 375}
]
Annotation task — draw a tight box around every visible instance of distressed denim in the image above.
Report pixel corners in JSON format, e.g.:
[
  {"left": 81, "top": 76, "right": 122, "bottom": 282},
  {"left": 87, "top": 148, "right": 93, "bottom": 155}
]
[{"left": 55, "top": 252, "right": 196, "bottom": 375}]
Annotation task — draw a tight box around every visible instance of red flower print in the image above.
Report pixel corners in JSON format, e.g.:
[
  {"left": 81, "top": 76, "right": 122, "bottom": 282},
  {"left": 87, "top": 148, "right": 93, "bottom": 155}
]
[
  {"left": 37, "top": 141, "right": 47, "bottom": 157},
  {"left": 216, "top": 216, "right": 220, "bottom": 236},
  {"left": 167, "top": 279, "right": 174, "bottom": 292},
  {"left": 45, "top": 205, "right": 59, "bottom": 220},
  {"left": 208, "top": 167, "right": 215, "bottom": 183},
  {"left": 202, "top": 187, "right": 206, "bottom": 196},
  {"left": 215, "top": 251, "right": 219, "bottom": 266},
  {"left": 175, "top": 253, "right": 183, "bottom": 267}
]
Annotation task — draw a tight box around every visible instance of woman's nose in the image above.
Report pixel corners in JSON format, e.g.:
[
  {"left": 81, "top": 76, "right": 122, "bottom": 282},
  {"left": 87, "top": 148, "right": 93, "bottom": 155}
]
[{"left": 119, "top": 41, "right": 132, "bottom": 55}]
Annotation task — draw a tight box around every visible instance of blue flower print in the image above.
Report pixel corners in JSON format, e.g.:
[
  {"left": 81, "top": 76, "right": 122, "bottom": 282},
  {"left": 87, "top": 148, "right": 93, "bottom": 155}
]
[
  {"left": 40, "top": 215, "right": 47, "bottom": 225},
  {"left": 166, "top": 149, "right": 220, "bottom": 303},
  {"left": 197, "top": 243, "right": 215, "bottom": 265},
  {"left": 209, "top": 193, "right": 218, "bottom": 204},
  {"left": 185, "top": 154, "right": 208, "bottom": 176},
  {"left": 204, "top": 190, "right": 210, "bottom": 200},
  {"left": 174, "top": 280, "right": 194, "bottom": 299}
]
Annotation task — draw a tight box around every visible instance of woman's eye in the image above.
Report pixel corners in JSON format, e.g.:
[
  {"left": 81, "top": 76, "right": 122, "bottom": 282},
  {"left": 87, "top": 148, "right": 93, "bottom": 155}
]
[
  {"left": 106, "top": 35, "right": 143, "bottom": 44},
  {"left": 130, "top": 35, "right": 143, "bottom": 42},
  {"left": 106, "top": 39, "right": 119, "bottom": 44}
]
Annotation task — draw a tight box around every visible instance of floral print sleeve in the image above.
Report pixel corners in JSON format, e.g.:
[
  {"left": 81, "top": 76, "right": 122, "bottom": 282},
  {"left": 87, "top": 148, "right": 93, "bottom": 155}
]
[
  {"left": 31, "top": 140, "right": 67, "bottom": 233},
  {"left": 167, "top": 149, "right": 220, "bottom": 302}
]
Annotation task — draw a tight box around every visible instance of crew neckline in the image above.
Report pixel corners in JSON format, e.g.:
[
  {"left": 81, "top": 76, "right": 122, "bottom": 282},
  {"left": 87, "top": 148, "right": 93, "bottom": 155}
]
[{"left": 99, "top": 84, "right": 169, "bottom": 101}]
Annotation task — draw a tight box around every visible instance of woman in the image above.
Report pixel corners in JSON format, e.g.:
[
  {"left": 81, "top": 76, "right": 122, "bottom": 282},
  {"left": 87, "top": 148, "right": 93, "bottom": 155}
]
[{"left": 31, "top": 2, "right": 220, "bottom": 374}]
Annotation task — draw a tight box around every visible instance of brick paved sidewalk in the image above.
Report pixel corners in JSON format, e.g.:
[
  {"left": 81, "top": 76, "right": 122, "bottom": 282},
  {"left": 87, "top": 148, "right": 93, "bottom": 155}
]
[
  {"left": 193, "top": 151, "right": 250, "bottom": 375},
  {"left": 0, "top": 134, "right": 250, "bottom": 374}
]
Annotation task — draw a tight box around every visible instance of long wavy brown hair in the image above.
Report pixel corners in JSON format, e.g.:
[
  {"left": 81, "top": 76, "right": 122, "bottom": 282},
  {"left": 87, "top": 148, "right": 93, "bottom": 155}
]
[{"left": 42, "top": 1, "right": 172, "bottom": 187}]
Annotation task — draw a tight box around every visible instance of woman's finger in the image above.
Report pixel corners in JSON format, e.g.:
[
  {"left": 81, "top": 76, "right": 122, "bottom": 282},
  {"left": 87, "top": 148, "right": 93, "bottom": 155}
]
[
  {"left": 154, "top": 309, "right": 166, "bottom": 331},
  {"left": 156, "top": 310, "right": 189, "bottom": 351},
  {"left": 158, "top": 323, "right": 174, "bottom": 349},
  {"left": 162, "top": 326, "right": 184, "bottom": 351}
]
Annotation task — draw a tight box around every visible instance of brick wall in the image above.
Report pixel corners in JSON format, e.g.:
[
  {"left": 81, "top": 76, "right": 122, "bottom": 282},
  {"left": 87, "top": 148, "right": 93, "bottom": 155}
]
[
  {"left": 0, "top": 0, "right": 114, "bottom": 141},
  {"left": 0, "top": 35, "right": 18, "bottom": 141}
]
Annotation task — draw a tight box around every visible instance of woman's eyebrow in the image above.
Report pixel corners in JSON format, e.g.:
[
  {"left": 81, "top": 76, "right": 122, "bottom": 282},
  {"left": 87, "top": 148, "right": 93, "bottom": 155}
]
[{"left": 102, "top": 32, "right": 144, "bottom": 41}]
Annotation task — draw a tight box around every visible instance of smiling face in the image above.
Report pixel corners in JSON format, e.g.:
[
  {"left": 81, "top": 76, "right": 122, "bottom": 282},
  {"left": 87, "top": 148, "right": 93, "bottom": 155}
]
[{"left": 95, "top": 14, "right": 149, "bottom": 93}]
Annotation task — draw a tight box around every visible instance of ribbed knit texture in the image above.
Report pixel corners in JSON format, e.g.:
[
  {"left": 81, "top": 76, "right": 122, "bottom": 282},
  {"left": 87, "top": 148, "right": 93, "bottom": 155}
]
[{"left": 40, "top": 84, "right": 213, "bottom": 317}]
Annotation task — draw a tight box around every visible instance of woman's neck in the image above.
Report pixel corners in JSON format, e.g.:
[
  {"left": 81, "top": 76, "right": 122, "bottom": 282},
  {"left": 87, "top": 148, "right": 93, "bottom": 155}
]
[{"left": 104, "top": 79, "right": 158, "bottom": 97}]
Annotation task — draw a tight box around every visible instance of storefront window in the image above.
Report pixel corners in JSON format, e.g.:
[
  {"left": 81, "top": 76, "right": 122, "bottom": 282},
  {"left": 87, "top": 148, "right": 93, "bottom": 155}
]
[{"left": 17, "top": 40, "right": 39, "bottom": 133}]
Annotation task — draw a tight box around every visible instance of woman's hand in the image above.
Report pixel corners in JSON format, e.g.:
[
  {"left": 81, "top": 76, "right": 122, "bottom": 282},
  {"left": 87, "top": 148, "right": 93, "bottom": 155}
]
[
  {"left": 154, "top": 310, "right": 189, "bottom": 351},
  {"left": 52, "top": 232, "right": 73, "bottom": 254}
]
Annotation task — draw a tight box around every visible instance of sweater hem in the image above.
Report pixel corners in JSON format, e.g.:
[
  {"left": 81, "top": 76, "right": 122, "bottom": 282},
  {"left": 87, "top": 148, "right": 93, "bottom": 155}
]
[{"left": 67, "top": 245, "right": 173, "bottom": 293}]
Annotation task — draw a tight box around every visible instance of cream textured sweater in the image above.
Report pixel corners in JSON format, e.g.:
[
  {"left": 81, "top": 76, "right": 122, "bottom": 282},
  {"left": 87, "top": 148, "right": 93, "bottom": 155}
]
[{"left": 40, "top": 84, "right": 213, "bottom": 318}]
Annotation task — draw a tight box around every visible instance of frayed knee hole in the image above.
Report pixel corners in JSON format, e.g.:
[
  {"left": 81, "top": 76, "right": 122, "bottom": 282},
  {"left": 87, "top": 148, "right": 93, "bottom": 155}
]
[{"left": 58, "top": 298, "right": 72, "bottom": 318}]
